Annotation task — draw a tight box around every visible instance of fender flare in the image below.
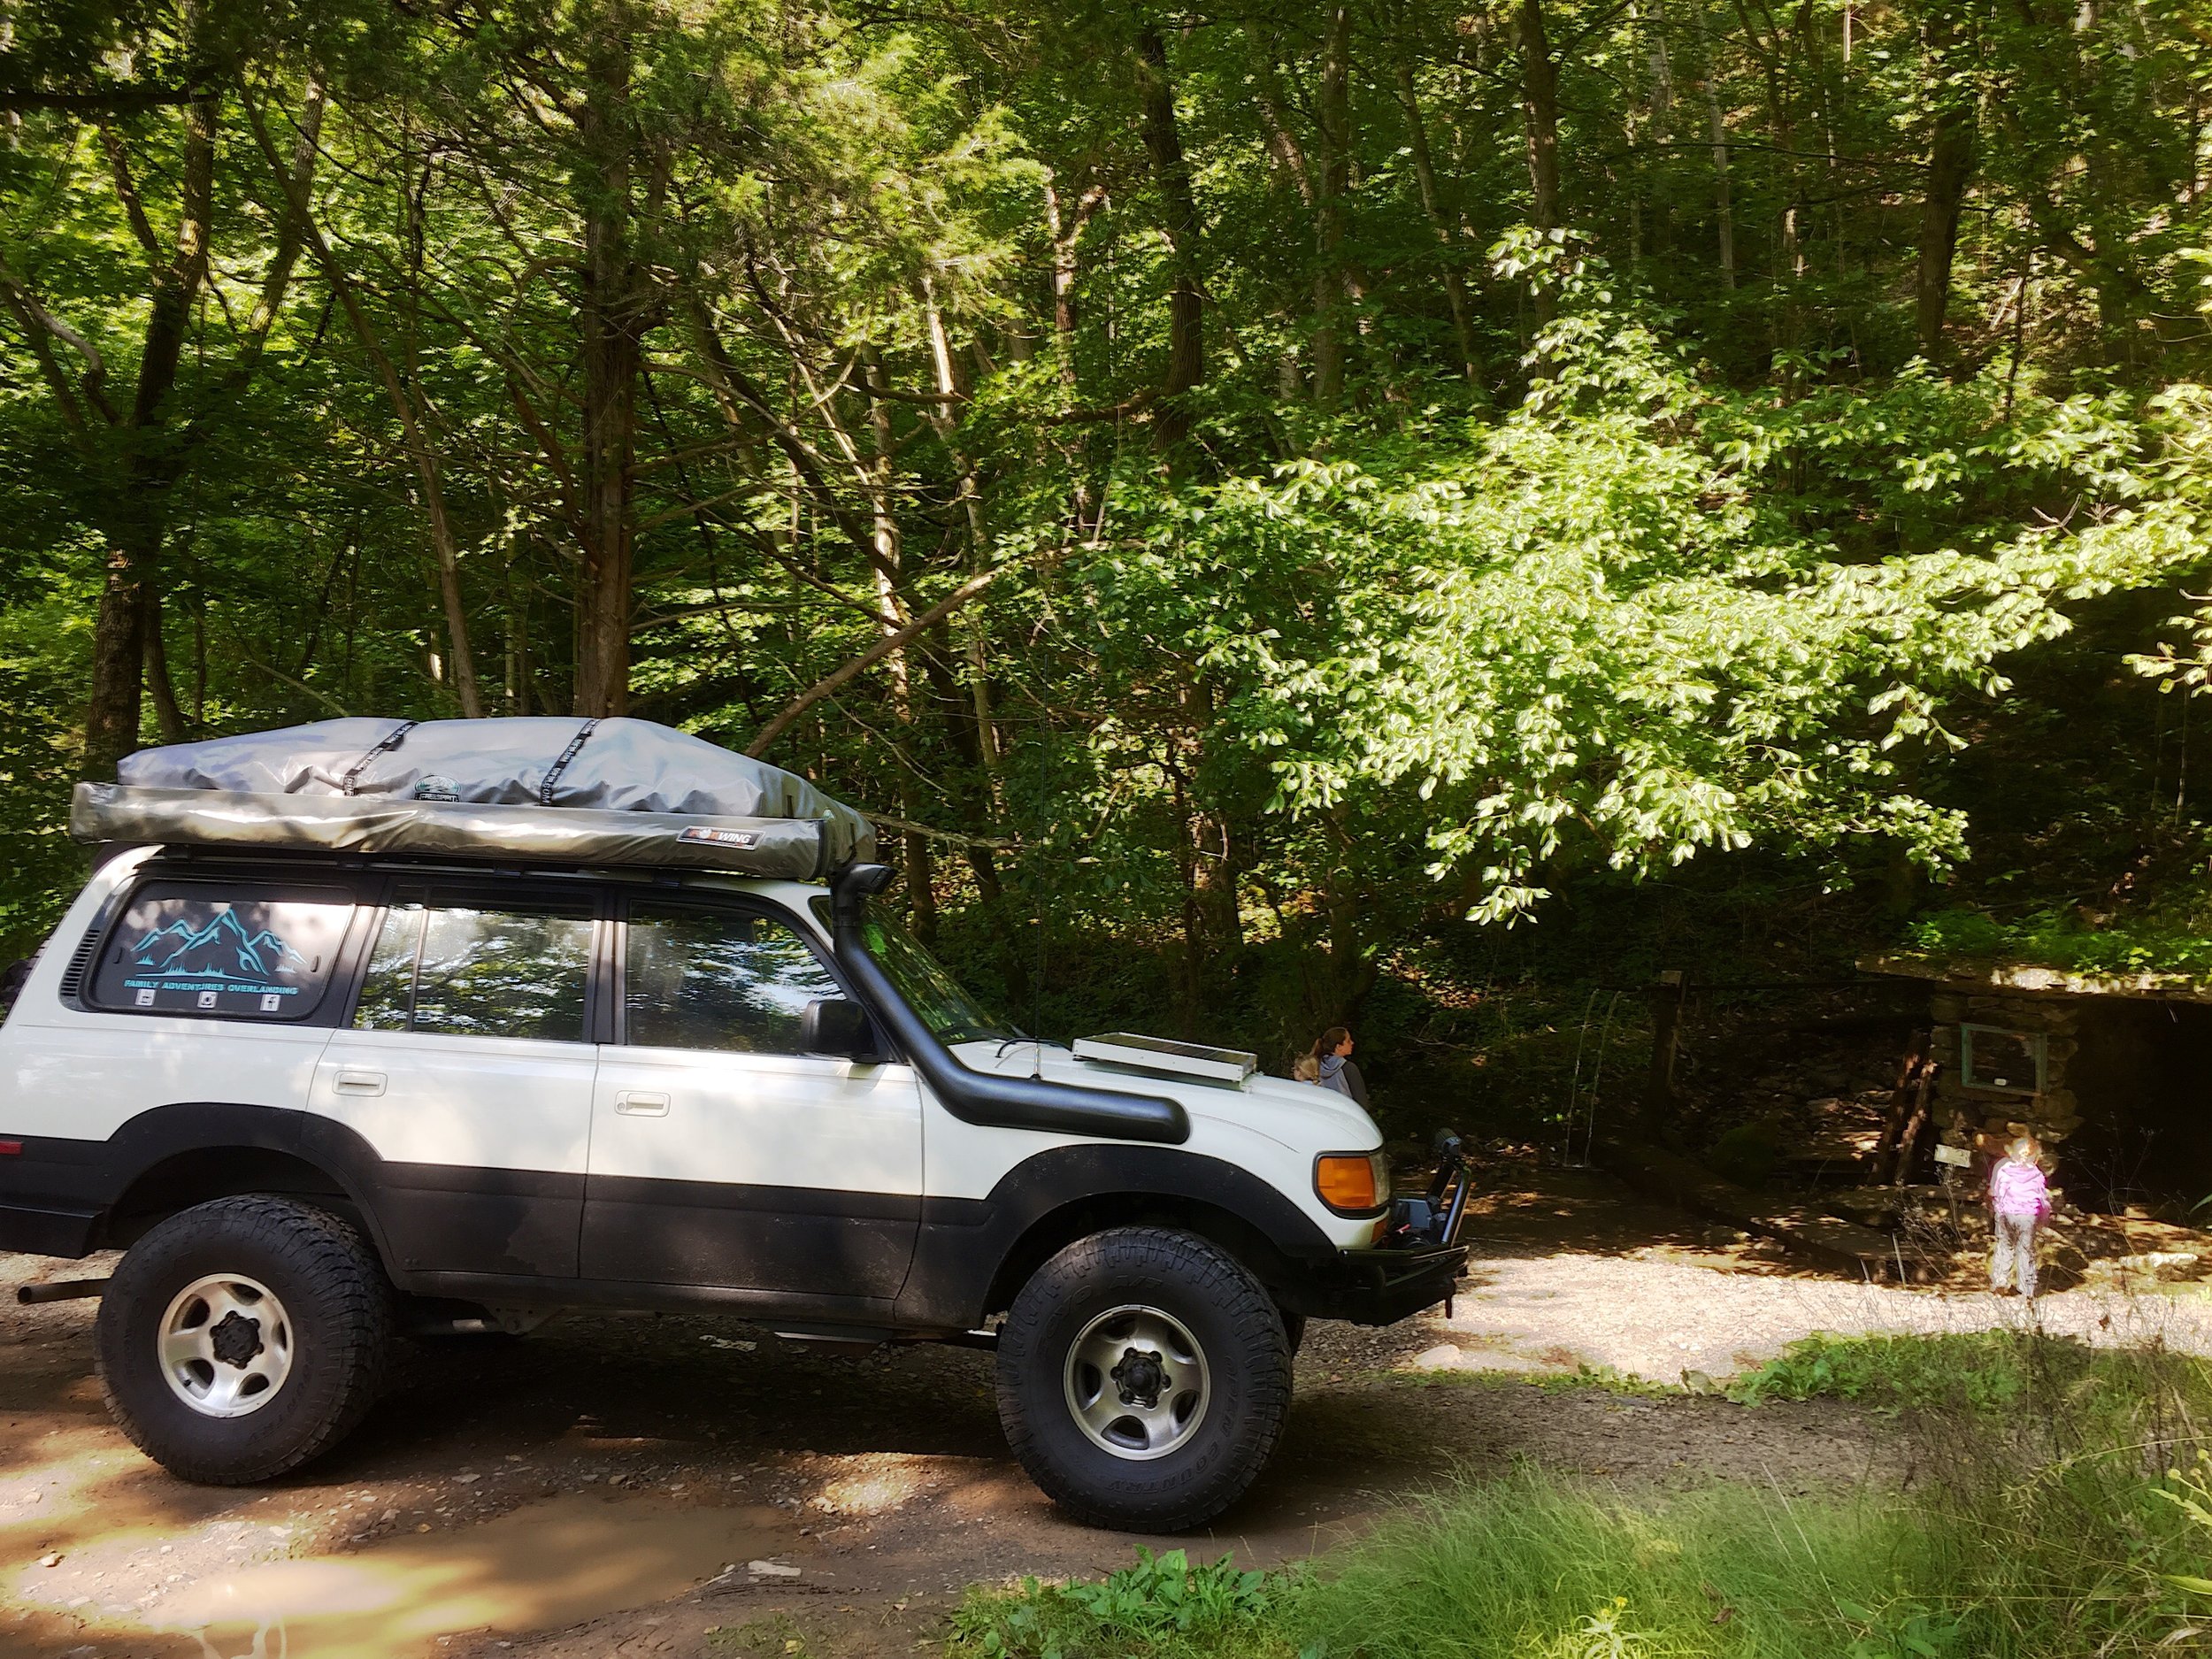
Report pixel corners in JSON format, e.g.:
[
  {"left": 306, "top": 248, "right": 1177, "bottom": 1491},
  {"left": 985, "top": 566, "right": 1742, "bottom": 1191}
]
[
  {"left": 44, "top": 1102, "right": 399, "bottom": 1269},
  {"left": 894, "top": 1141, "right": 1340, "bottom": 1328}
]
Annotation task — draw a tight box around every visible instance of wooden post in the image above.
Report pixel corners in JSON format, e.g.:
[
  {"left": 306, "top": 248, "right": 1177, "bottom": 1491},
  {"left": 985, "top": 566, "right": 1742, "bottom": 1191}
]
[
  {"left": 1889, "top": 1059, "right": 1939, "bottom": 1187},
  {"left": 1873, "top": 1032, "right": 1929, "bottom": 1173},
  {"left": 1642, "top": 971, "right": 1687, "bottom": 1134}
]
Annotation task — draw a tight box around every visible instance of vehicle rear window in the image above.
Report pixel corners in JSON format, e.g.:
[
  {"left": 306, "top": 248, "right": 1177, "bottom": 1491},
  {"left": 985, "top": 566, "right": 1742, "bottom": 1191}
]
[
  {"left": 88, "top": 884, "right": 353, "bottom": 1021},
  {"left": 353, "top": 895, "right": 594, "bottom": 1042}
]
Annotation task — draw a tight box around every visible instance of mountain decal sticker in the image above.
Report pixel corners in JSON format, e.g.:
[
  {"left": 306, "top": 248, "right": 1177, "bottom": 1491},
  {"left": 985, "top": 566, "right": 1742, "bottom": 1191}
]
[{"left": 127, "top": 908, "right": 311, "bottom": 984}]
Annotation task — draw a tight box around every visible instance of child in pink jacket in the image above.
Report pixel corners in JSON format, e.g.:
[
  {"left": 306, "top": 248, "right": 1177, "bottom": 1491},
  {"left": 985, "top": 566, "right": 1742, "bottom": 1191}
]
[{"left": 1988, "top": 1135, "right": 2053, "bottom": 1298}]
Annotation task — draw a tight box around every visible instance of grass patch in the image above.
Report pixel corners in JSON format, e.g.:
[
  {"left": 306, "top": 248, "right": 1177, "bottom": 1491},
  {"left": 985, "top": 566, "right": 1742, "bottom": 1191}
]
[
  {"left": 1724, "top": 1331, "right": 2071, "bottom": 1412},
  {"left": 949, "top": 1549, "right": 1295, "bottom": 1659},
  {"left": 950, "top": 1332, "right": 2212, "bottom": 1658},
  {"left": 1304, "top": 1470, "right": 1982, "bottom": 1659}
]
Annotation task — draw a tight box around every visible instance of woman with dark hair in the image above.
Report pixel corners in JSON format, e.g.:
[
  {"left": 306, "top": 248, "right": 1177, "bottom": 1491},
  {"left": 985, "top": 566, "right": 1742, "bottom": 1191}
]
[{"left": 1306, "top": 1026, "right": 1371, "bottom": 1109}]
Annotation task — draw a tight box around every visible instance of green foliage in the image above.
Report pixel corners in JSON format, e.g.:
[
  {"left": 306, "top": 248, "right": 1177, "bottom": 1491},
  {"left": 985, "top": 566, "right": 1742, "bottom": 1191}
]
[
  {"left": 1907, "top": 895, "right": 2212, "bottom": 982},
  {"left": 0, "top": 664, "right": 83, "bottom": 958},
  {"left": 5, "top": 0, "right": 2212, "bottom": 1079},
  {"left": 1725, "top": 1331, "right": 2070, "bottom": 1412},
  {"left": 1297, "top": 1468, "right": 1989, "bottom": 1659},
  {"left": 1705, "top": 1118, "right": 1783, "bottom": 1189},
  {"left": 951, "top": 1337, "right": 2212, "bottom": 1659},
  {"left": 1090, "top": 312, "right": 2210, "bottom": 930},
  {"left": 948, "top": 1549, "right": 1286, "bottom": 1659}
]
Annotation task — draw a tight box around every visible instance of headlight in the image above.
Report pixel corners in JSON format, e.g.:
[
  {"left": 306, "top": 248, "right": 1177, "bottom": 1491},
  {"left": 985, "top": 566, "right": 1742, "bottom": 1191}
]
[{"left": 1315, "top": 1149, "right": 1393, "bottom": 1216}]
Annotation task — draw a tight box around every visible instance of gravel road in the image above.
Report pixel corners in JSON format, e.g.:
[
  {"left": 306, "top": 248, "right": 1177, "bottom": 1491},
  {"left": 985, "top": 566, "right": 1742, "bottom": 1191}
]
[{"left": 1421, "top": 1166, "right": 2212, "bottom": 1383}]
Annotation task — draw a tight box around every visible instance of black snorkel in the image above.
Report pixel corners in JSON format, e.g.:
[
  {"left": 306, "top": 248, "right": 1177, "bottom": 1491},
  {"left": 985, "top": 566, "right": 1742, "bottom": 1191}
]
[{"left": 828, "top": 863, "right": 1189, "bottom": 1146}]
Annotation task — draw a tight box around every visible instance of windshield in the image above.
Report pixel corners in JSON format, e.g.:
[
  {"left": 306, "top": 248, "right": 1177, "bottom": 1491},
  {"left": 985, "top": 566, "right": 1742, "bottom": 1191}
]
[{"left": 824, "top": 899, "right": 1016, "bottom": 1046}]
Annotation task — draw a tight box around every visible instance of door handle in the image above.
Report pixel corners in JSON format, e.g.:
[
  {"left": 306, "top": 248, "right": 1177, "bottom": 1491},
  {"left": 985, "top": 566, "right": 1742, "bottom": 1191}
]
[
  {"left": 332, "top": 1071, "right": 387, "bottom": 1097},
  {"left": 613, "top": 1090, "right": 671, "bottom": 1117}
]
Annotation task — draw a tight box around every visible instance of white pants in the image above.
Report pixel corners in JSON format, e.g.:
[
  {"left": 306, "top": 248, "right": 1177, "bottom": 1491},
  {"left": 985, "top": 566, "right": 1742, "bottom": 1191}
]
[{"left": 1991, "top": 1212, "right": 2039, "bottom": 1296}]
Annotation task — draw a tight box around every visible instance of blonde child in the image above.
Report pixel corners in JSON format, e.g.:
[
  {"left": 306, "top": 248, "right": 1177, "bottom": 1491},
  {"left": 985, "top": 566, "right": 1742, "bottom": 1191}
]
[{"left": 1987, "top": 1134, "right": 2053, "bottom": 1298}]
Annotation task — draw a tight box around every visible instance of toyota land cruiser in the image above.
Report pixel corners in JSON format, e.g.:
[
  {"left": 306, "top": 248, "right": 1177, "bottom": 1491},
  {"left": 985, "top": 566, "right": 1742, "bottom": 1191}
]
[{"left": 0, "top": 720, "right": 1465, "bottom": 1531}]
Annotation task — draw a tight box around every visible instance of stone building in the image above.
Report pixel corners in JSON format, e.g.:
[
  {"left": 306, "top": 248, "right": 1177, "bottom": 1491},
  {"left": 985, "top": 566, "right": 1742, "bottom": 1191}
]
[{"left": 1866, "top": 955, "right": 2212, "bottom": 1216}]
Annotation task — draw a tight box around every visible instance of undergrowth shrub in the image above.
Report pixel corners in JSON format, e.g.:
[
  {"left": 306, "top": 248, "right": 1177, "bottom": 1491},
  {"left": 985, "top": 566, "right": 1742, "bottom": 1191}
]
[
  {"left": 949, "top": 1548, "right": 1291, "bottom": 1659},
  {"left": 950, "top": 1333, "right": 2212, "bottom": 1658},
  {"left": 1724, "top": 1331, "right": 2073, "bottom": 1411},
  {"left": 1300, "top": 1467, "right": 1977, "bottom": 1659}
]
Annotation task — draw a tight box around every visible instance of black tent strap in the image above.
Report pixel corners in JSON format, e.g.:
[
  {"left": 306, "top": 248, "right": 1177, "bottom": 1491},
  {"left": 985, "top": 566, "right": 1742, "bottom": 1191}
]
[
  {"left": 539, "top": 718, "right": 601, "bottom": 805},
  {"left": 341, "top": 720, "right": 418, "bottom": 796}
]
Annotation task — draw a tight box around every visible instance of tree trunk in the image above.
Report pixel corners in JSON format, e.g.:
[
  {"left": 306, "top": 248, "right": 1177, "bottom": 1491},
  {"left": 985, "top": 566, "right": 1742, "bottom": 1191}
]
[
  {"left": 575, "top": 15, "right": 643, "bottom": 718},
  {"left": 1914, "top": 17, "right": 1977, "bottom": 361},
  {"left": 1133, "top": 26, "right": 1205, "bottom": 442},
  {"left": 860, "top": 346, "right": 937, "bottom": 941},
  {"left": 1520, "top": 0, "right": 1563, "bottom": 234},
  {"left": 82, "top": 69, "right": 215, "bottom": 779},
  {"left": 1646, "top": 0, "right": 1675, "bottom": 261},
  {"left": 1518, "top": 0, "right": 1563, "bottom": 327},
  {"left": 144, "top": 591, "right": 187, "bottom": 741},
  {"left": 1394, "top": 59, "right": 1479, "bottom": 383},
  {"left": 1041, "top": 172, "right": 1087, "bottom": 388},
  {"left": 918, "top": 280, "right": 1003, "bottom": 787},
  {"left": 1312, "top": 4, "right": 1353, "bottom": 411},
  {"left": 1706, "top": 81, "right": 1736, "bottom": 290},
  {"left": 80, "top": 72, "right": 330, "bottom": 767},
  {"left": 263, "top": 109, "right": 485, "bottom": 720}
]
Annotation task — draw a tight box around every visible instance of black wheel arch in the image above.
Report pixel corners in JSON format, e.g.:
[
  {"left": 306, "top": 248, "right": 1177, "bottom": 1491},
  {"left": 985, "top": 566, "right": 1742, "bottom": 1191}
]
[
  {"left": 57, "top": 1102, "right": 397, "bottom": 1271},
  {"left": 895, "top": 1143, "right": 1343, "bottom": 1330},
  {"left": 105, "top": 1146, "right": 358, "bottom": 1249}
]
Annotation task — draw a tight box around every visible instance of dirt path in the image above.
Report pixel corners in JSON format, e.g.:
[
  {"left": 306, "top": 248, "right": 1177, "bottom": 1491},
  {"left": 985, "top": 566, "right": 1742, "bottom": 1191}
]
[
  {"left": 1419, "top": 1168, "right": 2212, "bottom": 1382},
  {"left": 7, "top": 1165, "right": 2197, "bottom": 1659}
]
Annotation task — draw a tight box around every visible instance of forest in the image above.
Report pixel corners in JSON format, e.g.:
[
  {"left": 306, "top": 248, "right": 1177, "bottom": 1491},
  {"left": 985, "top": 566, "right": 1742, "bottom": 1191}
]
[{"left": 3, "top": 0, "right": 2211, "bottom": 1135}]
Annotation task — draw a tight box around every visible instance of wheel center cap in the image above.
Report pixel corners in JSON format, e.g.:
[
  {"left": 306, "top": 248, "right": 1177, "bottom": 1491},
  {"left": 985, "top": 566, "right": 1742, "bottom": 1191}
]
[
  {"left": 1111, "top": 1348, "right": 1167, "bottom": 1408},
  {"left": 208, "top": 1310, "right": 264, "bottom": 1368}
]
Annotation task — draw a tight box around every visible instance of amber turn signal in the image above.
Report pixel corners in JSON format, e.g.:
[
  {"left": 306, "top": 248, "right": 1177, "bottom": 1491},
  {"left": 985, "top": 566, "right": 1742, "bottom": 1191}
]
[{"left": 1315, "top": 1151, "right": 1388, "bottom": 1215}]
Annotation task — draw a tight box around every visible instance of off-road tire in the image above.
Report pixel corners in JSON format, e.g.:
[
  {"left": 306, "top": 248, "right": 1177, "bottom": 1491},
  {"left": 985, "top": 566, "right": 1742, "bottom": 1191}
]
[
  {"left": 97, "top": 1195, "right": 393, "bottom": 1485},
  {"left": 996, "top": 1227, "right": 1292, "bottom": 1532}
]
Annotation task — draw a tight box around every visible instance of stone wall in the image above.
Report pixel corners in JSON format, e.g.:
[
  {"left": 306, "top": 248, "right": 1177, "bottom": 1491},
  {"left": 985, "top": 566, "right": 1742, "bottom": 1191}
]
[{"left": 1926, "top": 989, "right": 2083, "bottom": 1157}]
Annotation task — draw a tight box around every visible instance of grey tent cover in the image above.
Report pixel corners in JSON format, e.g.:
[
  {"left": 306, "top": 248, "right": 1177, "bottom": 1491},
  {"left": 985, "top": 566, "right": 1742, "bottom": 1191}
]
[{"left": 71, "top": 717, "right": 875, "bottom": 879}]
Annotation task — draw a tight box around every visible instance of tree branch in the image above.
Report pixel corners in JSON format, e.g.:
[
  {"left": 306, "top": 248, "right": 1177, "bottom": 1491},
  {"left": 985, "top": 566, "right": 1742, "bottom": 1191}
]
[
  {"left": 0, "top": 250, "right": 118, "bottom": 429},
  {"left": 0, "top": 84, "right": 199, "bottom": 113},
  {"left": 864, "top": 810, "right": 1017, "bottom": 850},
  {"left": 96, "top": 123, "right": 168, "bottom": 265},
  {"left": 747, "top": 552, "right": 1050, "bottom": 757}
]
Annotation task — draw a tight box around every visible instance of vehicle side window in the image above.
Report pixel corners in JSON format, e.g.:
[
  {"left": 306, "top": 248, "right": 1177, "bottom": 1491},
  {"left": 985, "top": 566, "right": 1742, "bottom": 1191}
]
[
  {"left": 352, "top": 894, "right": 593, "bottom": 1042},
  {"left": 88, "top": 884, "right": 352, "bottom": 1022},
  {"left": 625, "top": 905, "right": 843, "bottom": 1054}
]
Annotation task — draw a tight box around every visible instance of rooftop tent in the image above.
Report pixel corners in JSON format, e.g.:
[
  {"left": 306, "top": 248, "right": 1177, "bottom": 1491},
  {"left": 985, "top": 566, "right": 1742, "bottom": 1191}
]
[{"left": 70, "top": 717, "right": 876, "bottom": 879}]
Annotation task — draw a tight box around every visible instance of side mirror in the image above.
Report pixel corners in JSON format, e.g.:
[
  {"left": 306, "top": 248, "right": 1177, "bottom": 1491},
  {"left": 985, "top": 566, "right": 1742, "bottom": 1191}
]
[{"left": 802, "top": 998, "right": 877, "bottom": 1060}]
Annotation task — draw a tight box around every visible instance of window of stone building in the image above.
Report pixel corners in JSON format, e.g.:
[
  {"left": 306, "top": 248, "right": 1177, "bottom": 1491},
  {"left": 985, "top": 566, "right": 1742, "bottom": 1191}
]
[{"left": 1960, "top": 1025, "right": 2047, "bottom": 1095}]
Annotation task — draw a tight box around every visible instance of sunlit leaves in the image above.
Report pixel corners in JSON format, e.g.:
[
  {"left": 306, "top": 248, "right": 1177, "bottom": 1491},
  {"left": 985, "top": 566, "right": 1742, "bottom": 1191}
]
[{"left": 1081, "top": 294, "right": 2212, "bottom": 925}]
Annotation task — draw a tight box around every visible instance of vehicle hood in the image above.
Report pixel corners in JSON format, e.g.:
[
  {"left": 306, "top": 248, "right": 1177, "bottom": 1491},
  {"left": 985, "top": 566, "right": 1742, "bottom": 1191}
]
[{"left": 948, "top": 1040, "right": 1379, "bottom": 1156}]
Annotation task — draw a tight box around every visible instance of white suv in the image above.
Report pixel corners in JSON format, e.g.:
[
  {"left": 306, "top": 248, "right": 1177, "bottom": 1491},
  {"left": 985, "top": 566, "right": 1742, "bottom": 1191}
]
[{"left": 0, "top": 849, "right": 1463, "bottom": 1530}]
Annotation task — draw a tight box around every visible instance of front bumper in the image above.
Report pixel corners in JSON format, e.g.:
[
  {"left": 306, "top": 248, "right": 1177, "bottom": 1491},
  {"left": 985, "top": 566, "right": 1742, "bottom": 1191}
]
[{"left": 1285, "top": 1240, "right": 1468, "bottom": 1326}]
